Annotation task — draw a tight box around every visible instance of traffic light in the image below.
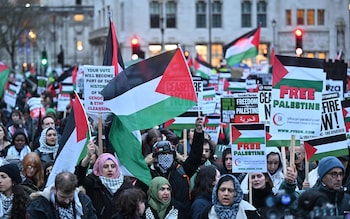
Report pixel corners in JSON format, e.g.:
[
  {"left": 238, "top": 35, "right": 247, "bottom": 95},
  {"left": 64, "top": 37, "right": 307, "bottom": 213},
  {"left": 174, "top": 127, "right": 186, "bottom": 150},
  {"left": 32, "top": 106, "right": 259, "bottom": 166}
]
[
  {"left": 294, "top": 28, "right": 303, "bottom": 56},
  {"left": 57, "top": 50, "right": 64, "bottom": 66},
  {"left": 131, "top": 36, "right": 145, "bottom": 60},
  {"left": 41, "top": 50, "right": 48, "bottom": 67}
]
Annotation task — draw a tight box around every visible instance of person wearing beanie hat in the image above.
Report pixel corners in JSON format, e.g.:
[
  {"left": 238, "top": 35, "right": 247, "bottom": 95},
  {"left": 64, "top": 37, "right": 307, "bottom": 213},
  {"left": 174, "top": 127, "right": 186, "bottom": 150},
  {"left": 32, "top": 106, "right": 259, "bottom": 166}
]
[
  {"left": 0, "top": 163, "right": 22, "bottom": 184},
  {"left": 314, "top": 156, "right": 350, "bottom": 216},
  {"left": 0, "top": 163, "right": 29, "bottom": 218},
  {"left": 317, "top": 156, "right": 345, "bottom": 182}
]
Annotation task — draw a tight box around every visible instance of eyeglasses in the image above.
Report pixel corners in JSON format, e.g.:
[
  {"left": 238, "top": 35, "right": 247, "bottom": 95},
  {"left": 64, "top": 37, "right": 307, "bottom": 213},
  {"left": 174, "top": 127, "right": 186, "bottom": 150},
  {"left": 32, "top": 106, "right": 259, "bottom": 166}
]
[{"left": 327, "top": 171, "right": 344, "bottom": 179}]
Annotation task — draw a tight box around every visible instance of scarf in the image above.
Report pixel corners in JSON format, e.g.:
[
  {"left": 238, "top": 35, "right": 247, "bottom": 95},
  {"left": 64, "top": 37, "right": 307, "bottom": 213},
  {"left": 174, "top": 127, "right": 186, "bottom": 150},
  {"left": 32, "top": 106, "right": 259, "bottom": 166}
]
[
  {"left": 99, "top": 174, "right": 124, "bottom": 194},
  {"left": 147, "top": 177, "right": 171, "bottom": 219},
  {"left": 57, "top": 202, "right": 74, "bottom": 219},
  {"left": 6, "top": 145, "right": 31, "bottom": 160},
  {"left": 212, "top": 174, "right": 243, "bottom": 219},
  {"left": 156, "top": 154, "right": 174, "bottom": 174},
  {"left": 37, "top": 128, "right": 59, "bottom": 159},
  {"left": 50, "top": 187, "right": 83, "bottom": 219},
  {"left": 0, "top": 193, "right": 13, "bottom": 219}
]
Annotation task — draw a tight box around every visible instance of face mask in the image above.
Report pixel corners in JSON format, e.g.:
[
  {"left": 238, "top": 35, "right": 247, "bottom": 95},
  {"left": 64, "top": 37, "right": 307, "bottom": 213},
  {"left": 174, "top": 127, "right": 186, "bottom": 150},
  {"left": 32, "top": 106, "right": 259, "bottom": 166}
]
[{"left": 157, "top": 154, "right": 174, "bottom": 173}]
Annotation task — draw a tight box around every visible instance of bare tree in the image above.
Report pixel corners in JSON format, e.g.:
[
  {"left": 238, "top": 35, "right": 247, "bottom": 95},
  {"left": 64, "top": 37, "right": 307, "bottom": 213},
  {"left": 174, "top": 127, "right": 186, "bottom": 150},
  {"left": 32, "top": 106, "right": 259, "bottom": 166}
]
[{"left": 0, "top": 0, "right": 38, "bottom": 70}]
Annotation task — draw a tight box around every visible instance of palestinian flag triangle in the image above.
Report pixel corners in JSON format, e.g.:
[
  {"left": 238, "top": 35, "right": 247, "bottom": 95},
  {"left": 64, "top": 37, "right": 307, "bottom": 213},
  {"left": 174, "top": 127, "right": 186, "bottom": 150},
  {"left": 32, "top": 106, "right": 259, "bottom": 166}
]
[
  {"left": 46, "top": 91, "right": 90, "bottom": 186},
  {"left": 0, "top": 63, "right": 10, "bottom": 97},
  {"left": 224, "top": 26, "right": 261, "bottom": 67},
  {"left": 103, "top": 17, "right": 125, "bottom": 76},
  {"left": 102, "top": 48, "right": 197, "bottom": 132},
  {"left": 194, "top": 55, "right": 216, "bottom": 80}
]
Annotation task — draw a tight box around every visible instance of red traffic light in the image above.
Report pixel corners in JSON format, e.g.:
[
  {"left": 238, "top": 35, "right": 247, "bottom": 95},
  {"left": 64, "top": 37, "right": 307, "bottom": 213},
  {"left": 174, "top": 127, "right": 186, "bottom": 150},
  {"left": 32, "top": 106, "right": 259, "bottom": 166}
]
[
  {"left": 294, "top": 29, "right": 303, "bottom": 37},
  {"left": 131, "top": 37, "right": 139, "bottom": 45}
]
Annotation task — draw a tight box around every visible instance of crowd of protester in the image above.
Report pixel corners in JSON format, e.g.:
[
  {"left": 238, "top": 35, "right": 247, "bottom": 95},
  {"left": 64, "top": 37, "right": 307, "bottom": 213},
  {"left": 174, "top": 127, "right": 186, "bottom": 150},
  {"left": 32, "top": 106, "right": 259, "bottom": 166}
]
[{"left": 0, "top": 80, "right": 350, "bottom": 218}]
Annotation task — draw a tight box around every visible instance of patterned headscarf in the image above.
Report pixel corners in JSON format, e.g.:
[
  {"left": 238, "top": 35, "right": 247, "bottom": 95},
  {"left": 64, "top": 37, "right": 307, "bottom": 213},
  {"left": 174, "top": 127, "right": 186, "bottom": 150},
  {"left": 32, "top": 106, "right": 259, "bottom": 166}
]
[
  {"left": 212, "top": 174, "right": 243, "bottom": 219},
  {"left": 93, "top": 153, "right": 120, "bottom": 178},
  {"left": 147, "top": 176, "right": 171, "bottom": 219},
  {"left": 38, "top": 127, "right": 59, "bottom": 158}
]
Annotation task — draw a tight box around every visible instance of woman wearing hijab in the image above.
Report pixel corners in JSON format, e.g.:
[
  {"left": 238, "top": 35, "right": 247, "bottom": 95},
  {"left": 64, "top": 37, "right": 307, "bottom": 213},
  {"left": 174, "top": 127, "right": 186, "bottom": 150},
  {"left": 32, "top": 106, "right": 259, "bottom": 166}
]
[
  {"left": 34, "top": 127, "right": 59, "bottom": 169},
  {"left": 0, "top": 163, "right": 29, "bottom": 218},
  {"left": 145, "top": 176, "right": 184, "bottom": 219},
  {"left": 200, "top": 174, "right": 260, "bottom": 219},
  {"left": 75, "top": 141, "right": 132, "bottom": 219}
]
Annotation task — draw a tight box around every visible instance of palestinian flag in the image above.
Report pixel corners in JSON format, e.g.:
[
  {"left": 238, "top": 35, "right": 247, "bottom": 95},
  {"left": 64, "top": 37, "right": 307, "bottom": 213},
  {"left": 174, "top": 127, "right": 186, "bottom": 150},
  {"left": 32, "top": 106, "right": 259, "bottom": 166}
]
[
  {"left": 101, "top": 48, "right": 197, "bottom": 132},
  {"left": 224, "top": 26, "right": 261, "bottom": 67},
  {"left": 0, "top": 63, "right": 10, "bottom": 97},
  {"left": 303, "top": 134, "right": 348, "bottom": 161},
  {"left": 341, "top": 99, "right": 350, "bottom": 145},
  {"left": 103, "top": 17, "right": 124, "bottom": 76},
  {"left": 109, "top": 116, "right": 151, "bottom": 185},
  {"left": 46, "top": 91, "right": 90, "bottom": 186},
  {"left": 194, "top": 55, "right": 216, "bottom": 80}
]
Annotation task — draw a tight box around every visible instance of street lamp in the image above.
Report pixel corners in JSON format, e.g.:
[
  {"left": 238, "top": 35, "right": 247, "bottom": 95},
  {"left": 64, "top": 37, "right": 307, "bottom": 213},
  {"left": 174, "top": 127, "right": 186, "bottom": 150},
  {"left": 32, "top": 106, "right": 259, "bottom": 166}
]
[{"left": 272, "top": 19, "right": 276, "bottom": 50}]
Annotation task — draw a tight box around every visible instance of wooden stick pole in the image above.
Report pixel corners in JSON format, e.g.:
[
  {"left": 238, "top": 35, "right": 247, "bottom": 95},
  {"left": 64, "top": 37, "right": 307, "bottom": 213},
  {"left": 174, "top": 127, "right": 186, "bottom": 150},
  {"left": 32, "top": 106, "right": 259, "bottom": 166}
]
[{"left": 98, "top": 112, "right": 103, "bottom": 153}]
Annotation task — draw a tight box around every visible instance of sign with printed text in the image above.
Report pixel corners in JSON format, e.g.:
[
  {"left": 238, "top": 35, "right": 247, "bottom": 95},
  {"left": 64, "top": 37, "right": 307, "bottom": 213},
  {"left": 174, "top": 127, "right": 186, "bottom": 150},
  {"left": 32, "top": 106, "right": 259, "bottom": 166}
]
[
  {"left": 269, "top": 55, "right": 326, "bottom": 137},
  {"left": 230, "top": 123, "right": 266, "bottom": 173},
  {"left": 258, "top": 85, "right": 272, "bottom": 123},
  {"left": 84, "top": 65, "right": 114, "bottom": 113},
  {"left": 57, "top": 93, "right": 71, "bottom": 112}
]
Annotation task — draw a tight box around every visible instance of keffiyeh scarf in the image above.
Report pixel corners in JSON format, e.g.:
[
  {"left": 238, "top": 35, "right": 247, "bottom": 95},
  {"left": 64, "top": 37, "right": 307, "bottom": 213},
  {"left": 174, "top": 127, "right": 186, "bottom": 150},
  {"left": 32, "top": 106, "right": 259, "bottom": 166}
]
[{"left": 99, "top": 174, "right": 124, "bottom": 194}]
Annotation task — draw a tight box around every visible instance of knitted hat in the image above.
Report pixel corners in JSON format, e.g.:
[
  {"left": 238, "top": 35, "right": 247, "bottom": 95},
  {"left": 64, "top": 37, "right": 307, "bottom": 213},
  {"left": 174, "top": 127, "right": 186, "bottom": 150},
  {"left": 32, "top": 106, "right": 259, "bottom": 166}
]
[
  {"left": 317, "top": 156, "right": 345, "bottom": 180},
  {"left": 46, "top": 108, "right": 57, "bottom": 117},
  {"left": 0, "top": 163, "right": 22, "bottom": 184}
]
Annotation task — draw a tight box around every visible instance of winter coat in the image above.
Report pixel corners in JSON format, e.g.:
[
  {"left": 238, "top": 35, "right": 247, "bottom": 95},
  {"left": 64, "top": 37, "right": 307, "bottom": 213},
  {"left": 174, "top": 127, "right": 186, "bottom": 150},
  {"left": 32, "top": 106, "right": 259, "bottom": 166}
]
[
  {"left": 191, "top": 194, "right": 211, "bottom": 219},
  {"left": 149, "top": 131, "right": 204, "bottom": 219},
  {"left": 26, "top": 186, "right": 97, "bottom": 219},
  {"left": 74, "top": 164, "right": 132, "bottom": 219}
]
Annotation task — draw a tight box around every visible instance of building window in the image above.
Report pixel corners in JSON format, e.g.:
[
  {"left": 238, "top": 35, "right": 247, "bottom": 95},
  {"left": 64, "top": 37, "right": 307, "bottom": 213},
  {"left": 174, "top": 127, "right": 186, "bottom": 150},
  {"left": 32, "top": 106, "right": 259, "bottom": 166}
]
[
  {"left": 286, "top": 9, "right": 292, "bottom": 25},
  {"left": 211, "top": 43, "right": 223, "bottom": 67},
  {"left": 150, "top": 1, "right": 161, "bottom": 28},
  {"left": 74, "top": 14, "right": 84, "bottom": 22},
  {"left": 306, "top": 52, "right": 326, "bottom": 59},
  {"left": 76, "top": 40, "right": 83, "bottom": 51},
  {"left": 317, "top": 9, "right": 325, "bottom": 25},
  {"left": 212, "top": 1, "right": 222, "bottom": 28},
  {"left": 307, "top": 9, "right": 315, "bottom": 25},
  {"left": 297, "top": 9, "right": 304, "bottom": 25},
  {"left": 257, "top": 1, "right": 267, "bottom": 27},
  {"left": 241, "top": 1, "right": 252, "bottom": 27},
  {"left": 166, "top": 1, "right": 176, "bottom": 28},
  {"left": 196, "top": 1, "right": 206, "bottom": 28},
  {"left": 195, "top": 44, "right": 208, "bottom": 61}
]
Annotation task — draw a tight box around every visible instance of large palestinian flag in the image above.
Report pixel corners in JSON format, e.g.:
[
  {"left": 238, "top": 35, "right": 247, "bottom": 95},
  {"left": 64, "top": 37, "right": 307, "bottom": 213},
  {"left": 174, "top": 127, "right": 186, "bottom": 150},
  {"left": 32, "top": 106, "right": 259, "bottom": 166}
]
[
  {"left": 0, "top": 63, "right": 10, "bottom": 97},
  {"left": 103, "top": 17, "right": 124, "bottom": 76},
  {"left": 224, "top": 26, "right": 261, "bottom": 67},
  {"left": 101, "top": 48, "right": 197, "bottom": 132},
  {"left": 46, "top": 92, "right": 90, "bottom": 186}
]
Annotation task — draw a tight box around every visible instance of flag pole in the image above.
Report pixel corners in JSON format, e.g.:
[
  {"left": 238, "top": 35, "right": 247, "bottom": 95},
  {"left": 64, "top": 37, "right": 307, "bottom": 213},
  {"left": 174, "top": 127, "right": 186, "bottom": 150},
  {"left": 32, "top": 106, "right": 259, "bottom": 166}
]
[
  {"left": 183, "top": 129, "right": 187, "bottom": 158},
  {"left": 98, "top": 112, "right": 103, "bottom": 153},
  {"left": 290, "top": 135, "right": 295, "bottom": 168},
  {"left": 281, "top": 146, "right": 287, "bottom": 174}
]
